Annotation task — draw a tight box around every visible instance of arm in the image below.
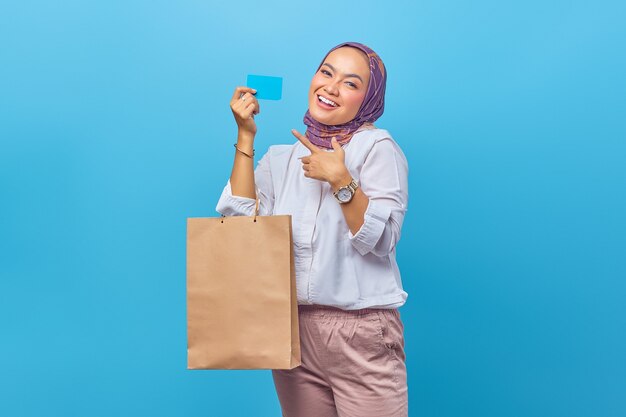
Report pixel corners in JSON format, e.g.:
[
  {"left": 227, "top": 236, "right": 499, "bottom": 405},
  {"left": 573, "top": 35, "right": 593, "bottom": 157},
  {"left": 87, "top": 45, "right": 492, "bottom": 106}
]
[
  {"left": 215, "top": 86, "right": 274, "bottom": 216},
  {"left": 291, "top": 130, "right": 408, "bottom": 257},
  {"left": 230, "top": 131, "right": 256, "bottom": 199},
  {"left": 216, "top": 147, "right": 274, "bottom": 217},
  {"left": 291, "top": 130, "right": 364, "bottom": 228},
  {"left": 345, "top": 139, "right": 409, "bottom": 257},
  {"left": 228, "top": 86, "right": 259, "bottom": 199}
]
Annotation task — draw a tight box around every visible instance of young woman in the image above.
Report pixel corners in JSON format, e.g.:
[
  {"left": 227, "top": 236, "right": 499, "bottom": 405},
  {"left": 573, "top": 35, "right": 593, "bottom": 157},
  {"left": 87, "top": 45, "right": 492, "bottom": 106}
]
[{"left": 216, "top": 41, "right": 409, "bottom": 417}]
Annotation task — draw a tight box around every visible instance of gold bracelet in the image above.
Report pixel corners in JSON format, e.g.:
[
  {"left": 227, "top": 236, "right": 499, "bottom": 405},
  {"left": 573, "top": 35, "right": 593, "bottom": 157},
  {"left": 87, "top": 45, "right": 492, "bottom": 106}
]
[{"left": 234, "top": 143, "right": 255, "bottom": 158}]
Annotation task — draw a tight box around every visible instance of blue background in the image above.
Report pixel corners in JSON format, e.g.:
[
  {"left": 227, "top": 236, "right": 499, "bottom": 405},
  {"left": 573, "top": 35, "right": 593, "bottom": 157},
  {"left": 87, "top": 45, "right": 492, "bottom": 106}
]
[{"left": 1, "top": 0, "right": 625, "bottom": 416}]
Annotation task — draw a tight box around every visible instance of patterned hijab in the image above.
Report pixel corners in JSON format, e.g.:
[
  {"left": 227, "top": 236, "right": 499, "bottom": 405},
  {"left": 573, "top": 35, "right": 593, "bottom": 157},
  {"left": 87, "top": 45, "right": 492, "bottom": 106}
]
[{"left": 303, "top": 41, "right": 387, "bottom": 149}]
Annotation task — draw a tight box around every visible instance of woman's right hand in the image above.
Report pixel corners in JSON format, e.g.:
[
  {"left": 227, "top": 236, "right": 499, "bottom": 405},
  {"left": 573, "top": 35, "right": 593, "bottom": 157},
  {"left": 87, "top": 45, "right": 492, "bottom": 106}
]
[{"left": 230, "top": 86, "right": 260, "bottom": 137}]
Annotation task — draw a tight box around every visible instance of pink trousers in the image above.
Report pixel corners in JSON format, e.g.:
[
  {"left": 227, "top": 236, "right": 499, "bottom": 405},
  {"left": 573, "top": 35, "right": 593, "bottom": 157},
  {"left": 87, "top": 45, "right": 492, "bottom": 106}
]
[{"left": 272, "top": 304, "right": 408, "bottom": 417}]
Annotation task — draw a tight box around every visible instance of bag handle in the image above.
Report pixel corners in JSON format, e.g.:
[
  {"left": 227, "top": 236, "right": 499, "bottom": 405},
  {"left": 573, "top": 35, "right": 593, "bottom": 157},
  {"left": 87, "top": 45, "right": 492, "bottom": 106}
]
[
  {"left": 220, "top": 198, "right": 261, "bottom": 224},
  {"left": 253, "top": 198, "right": 260, "bottom": 222}
]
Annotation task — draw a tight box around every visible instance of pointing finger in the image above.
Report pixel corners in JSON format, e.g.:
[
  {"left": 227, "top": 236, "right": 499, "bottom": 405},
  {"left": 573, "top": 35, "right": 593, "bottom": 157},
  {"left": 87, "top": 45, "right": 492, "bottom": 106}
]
[{"left": 292, "top": 129, "right": 320, "bottom": 154}]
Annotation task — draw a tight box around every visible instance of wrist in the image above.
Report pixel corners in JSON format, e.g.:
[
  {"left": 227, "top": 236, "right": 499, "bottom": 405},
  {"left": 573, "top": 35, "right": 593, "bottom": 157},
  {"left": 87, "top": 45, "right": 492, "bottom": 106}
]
[
  {"left": 329, "top": 170, "right": 353, "bottom": 192},
  {"left": 237, "top": 130, "right": 255, "bottom": 144}
]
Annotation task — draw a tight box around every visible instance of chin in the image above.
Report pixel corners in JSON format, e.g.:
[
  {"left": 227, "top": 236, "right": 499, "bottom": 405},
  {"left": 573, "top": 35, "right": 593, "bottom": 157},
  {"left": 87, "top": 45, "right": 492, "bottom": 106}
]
[
  {"left": 309, "top": 108, "right": 341, "bottom": 126},
  {"left": 308, "top": 109, "right": 329, "bottom": 124}
]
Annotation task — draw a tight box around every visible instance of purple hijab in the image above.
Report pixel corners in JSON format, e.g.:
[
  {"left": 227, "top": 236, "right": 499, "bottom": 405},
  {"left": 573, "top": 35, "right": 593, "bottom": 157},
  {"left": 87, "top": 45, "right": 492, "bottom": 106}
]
[{"left": 303, "top": 41, "right": 387, "bottom": 149}]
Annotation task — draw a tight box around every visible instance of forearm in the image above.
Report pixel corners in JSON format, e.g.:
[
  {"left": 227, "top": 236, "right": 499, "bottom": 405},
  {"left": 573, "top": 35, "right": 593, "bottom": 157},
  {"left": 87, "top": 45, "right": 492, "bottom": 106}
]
[
  {"left": 330, "top": 172, "right": 368, "bottom": 235},
  {"left": 229, "top": 131, "right": 256, "bottom": 199}
]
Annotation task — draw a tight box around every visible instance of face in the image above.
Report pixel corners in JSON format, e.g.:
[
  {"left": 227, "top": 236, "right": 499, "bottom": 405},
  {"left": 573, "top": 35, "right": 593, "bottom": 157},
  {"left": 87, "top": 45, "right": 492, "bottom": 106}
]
[{"left": 308, "top": 46, "right": 371, "bottom": 126}]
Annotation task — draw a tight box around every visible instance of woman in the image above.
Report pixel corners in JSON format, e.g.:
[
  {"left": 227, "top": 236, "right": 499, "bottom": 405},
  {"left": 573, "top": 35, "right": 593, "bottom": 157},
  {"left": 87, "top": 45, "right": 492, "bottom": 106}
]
[{"left": 216, "top": 41, "right": 409, "bottom": 417}]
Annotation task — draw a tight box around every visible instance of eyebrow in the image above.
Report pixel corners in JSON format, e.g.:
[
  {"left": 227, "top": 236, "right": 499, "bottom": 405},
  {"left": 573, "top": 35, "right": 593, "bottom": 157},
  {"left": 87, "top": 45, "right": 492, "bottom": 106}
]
[{"left": 322, "top": 63, "right": 364, "bottom": 83}]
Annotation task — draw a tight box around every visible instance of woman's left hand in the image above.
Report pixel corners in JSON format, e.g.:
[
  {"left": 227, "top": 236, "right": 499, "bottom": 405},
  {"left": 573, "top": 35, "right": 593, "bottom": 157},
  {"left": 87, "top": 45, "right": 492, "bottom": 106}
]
[{"left": 292, "top": 129, "right": 351, "bottom": 189}]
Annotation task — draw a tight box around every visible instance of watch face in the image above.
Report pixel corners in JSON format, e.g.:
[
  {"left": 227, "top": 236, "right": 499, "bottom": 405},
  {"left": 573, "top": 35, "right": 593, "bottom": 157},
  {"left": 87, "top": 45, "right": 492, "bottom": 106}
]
[{"left": 337, "top": 188, "right": 352, "bottom": 202}]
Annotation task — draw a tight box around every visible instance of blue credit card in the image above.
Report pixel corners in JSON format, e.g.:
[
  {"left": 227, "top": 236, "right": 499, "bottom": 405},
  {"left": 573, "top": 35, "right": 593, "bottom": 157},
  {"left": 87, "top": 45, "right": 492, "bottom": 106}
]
[{"left": 246, "top": 74, "right": 283, "bottom": 100}]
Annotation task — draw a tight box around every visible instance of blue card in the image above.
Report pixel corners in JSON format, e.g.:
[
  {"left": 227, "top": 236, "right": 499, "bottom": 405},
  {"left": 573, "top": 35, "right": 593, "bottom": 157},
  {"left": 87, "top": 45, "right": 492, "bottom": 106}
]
[{"left": 246, "top": 74, "right": 283, "bottom": 100}]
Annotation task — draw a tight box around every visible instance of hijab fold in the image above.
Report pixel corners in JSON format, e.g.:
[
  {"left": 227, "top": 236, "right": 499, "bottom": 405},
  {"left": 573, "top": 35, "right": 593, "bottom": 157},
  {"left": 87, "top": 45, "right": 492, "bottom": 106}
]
[{"left": 303, "top": 42, "right": 387, "bottom": 149}]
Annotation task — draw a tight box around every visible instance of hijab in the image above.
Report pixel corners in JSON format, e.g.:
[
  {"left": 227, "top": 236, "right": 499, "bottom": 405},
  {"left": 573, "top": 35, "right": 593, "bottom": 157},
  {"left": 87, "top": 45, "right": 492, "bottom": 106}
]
[{"left": 303, "top": 41, "right": 387, "bottom": 149}]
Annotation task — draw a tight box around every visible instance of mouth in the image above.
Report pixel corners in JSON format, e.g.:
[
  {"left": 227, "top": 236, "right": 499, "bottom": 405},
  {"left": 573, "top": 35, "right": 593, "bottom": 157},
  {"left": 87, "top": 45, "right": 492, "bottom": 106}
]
[{"left": 316, "top": 94, "right": 339, "bottom": 108}]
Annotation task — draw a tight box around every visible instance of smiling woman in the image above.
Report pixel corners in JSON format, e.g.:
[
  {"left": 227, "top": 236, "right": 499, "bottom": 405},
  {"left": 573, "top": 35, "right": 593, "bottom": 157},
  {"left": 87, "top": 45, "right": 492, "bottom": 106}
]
[
  {"left": 307, "top": 47, "right": 371, "bottom": 126},
  {"left": 302, "top": 43, "right": 387, "bottom": 150},
  {"left": 218, "top": 41, "right": 409, "bottom": 417}
]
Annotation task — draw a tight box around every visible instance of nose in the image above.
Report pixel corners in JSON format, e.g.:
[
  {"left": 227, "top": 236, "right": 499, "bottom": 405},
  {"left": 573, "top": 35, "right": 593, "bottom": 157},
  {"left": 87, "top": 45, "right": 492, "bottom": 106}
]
[{"left": 323, "top": 80, "right": 340, "bottom": 96}]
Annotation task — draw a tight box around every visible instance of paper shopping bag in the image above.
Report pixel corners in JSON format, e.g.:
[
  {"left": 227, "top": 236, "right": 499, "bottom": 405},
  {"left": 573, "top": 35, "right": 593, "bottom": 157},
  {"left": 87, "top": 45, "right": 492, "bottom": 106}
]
[{"left": 186, "top": 209, "right": 300, "bottom": 370}]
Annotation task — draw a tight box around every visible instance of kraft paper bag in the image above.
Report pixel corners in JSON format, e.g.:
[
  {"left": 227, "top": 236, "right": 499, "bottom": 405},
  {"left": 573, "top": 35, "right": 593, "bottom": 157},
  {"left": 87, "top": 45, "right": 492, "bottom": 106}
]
[{"left": 186, "top": 208, "right": 301, "bottom": 370}]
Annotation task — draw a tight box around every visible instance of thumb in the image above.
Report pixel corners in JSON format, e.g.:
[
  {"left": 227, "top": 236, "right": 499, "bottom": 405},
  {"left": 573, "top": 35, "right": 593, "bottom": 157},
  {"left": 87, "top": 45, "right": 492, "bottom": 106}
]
[{"left": 331, "top": 137, "right": 342, "bottom": 152}]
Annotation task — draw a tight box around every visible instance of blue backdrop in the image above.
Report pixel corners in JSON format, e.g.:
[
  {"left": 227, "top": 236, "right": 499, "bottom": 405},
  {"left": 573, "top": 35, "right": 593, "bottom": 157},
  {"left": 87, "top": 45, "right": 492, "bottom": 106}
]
[{"left": 1, "top": 1, "right": 624, "bottom": 416}]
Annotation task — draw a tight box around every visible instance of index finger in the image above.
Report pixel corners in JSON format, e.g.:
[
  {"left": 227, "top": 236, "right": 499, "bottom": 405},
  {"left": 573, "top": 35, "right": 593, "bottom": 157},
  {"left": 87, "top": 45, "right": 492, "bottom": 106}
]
[
  {"left": 291, "top": 129, "right": 320, "bottom": 153},
  {"left": 231, "top": 86, "right": 257, "bottom": 101}
]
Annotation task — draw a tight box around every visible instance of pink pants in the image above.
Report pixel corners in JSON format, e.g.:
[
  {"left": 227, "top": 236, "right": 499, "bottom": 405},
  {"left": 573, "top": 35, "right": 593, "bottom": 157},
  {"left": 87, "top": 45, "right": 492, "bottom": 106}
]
[{"left": 272, "top": 304, "right": 408, "bottom": 417}]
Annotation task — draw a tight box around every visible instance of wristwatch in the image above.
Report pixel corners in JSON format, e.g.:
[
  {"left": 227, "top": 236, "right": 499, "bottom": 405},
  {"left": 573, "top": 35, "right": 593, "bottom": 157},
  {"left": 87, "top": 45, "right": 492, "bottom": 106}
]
[{"left": 333, "top": 178, "right": 359, "bottom": 204}]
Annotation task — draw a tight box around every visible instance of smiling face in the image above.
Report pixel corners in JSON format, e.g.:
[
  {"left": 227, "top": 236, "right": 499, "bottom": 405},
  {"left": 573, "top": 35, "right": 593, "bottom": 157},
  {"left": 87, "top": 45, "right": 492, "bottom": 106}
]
[{"left": 308, "top": 46, "right": 371, "bottom": 126}]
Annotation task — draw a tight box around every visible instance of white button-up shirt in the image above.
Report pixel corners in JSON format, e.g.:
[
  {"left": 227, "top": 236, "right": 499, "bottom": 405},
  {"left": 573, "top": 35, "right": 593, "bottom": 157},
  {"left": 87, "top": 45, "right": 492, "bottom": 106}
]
[{"left": 216, "top": 126, "right": 409, "bottom": 310}]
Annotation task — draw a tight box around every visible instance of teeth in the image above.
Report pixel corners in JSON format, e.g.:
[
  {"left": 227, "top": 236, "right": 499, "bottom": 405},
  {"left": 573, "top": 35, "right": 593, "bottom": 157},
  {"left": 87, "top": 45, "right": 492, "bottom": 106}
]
[{"left": 318, "top": 95, "right": 337, "bottom": 107}]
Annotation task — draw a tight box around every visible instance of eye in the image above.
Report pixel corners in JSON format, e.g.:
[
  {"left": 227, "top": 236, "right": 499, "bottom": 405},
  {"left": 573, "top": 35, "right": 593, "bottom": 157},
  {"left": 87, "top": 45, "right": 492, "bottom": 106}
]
[
  {"left": 321, "top": 69, "right": 331, "bottom": 76},
  {"left": 346, "top": 82, "right": 357, "bottom": 88}
]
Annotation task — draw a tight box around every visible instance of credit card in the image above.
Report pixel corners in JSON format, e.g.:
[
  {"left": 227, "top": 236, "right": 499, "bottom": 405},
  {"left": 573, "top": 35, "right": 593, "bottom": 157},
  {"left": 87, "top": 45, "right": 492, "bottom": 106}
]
[{"left": 246, "top": 74, "right": 283, "bottom": 100}]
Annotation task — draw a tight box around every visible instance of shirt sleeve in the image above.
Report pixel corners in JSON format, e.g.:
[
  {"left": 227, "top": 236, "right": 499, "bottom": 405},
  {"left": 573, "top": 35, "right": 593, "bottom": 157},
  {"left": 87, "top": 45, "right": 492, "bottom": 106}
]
[
  {"left": 348, "top": 138, "right": 409, "bottom": 257},
  {"left": 215, "top": 148, "right": 275, "bottom": 217}
]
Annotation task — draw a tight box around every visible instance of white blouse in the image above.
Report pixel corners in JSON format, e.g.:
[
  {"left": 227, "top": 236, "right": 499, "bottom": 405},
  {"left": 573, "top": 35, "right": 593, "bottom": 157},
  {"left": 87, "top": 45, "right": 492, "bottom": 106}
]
[{"left": 216, "top": 126, "right": 409, "bottom": 310}]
